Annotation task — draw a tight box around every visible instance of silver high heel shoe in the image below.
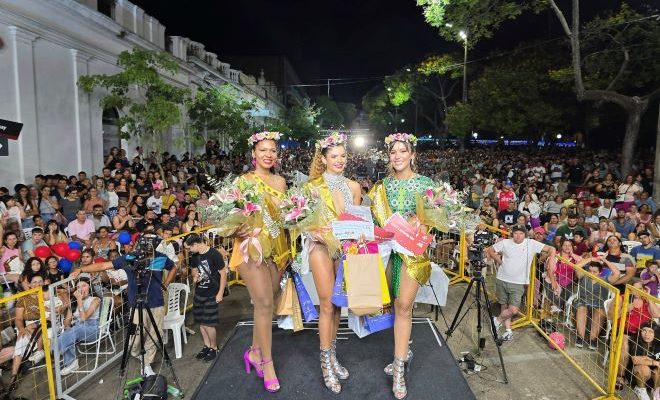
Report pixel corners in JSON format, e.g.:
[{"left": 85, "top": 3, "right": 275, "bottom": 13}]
[
  {"left": 384, "top": 349, "right": 413, "bottom": 376},
  {"left": 392, "top": 356, "right": 409, "bottom": 399},
  {"left": 331, "top": 339, "right": 349, "bottom": 380},
  {"left": 320, "top": 348, "right": 342, "bottom": 394}
]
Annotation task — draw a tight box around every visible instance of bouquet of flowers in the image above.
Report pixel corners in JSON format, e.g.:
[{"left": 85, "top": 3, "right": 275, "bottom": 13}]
[
  {"left": 280, "top": 186, "right": 341, "bottom": 259},
  {"left": 199, "top": 176, "right": 269, "bottom": 264},
  {"left": 416, "top": 181, "right": 472, "bottom": 232}
]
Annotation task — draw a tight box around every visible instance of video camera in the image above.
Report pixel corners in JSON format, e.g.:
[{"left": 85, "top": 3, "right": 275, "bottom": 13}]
[
  {"left": 124, "top": 233, "right": 162, "bottom": 272},
  {"left": 468, "top": 231, "right": 495, "bottom": 261}
]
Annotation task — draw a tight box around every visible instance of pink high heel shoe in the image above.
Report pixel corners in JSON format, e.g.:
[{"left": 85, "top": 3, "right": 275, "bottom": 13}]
[
  {"left": 260, "top": 359, "right": 280, "bottom": 393},
  {"left": 243, "top": 346, "right": 263, "bottom": 378}
]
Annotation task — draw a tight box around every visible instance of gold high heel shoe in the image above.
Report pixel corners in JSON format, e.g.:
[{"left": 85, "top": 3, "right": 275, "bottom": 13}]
[
  {"left": 320, "top": 348, "right": 342, "bottom": 394},
  {"left": 331, "top": 339, "right": 349, "bottom": 380}
]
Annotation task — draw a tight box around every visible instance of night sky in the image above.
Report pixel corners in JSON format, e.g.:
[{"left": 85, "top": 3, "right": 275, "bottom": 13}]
[
  {"left": 131, "top": 1, "right": 636, "bottom": 105},
  {"left": 131, "top": 0, "right": 462, "bottom": 103}
]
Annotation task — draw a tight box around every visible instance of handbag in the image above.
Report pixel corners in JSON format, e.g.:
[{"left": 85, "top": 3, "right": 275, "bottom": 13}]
[
  {"left": 363, "top": 307, "right": 395, "bottom": 334},
  {"left": 292, "top": 272, "right": 318, "bottom": 322},
  {"left": 331, "top": 256, "right": 348, "bottom": 307},
  {"left": 615, "top": 184, "right": 631, "bottom": 204},
  {"left": 276, "top": 276, "right": 295, "bottom": 316}
]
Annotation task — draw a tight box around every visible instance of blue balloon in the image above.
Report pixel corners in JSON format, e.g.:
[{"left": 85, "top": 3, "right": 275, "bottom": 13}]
[
  {"left": 68, "top": 241, "right": 81, "bottom": 250},
  {"left": 118, "top": 231, "right": 131, "bottom": 245},
  {"left": 58, "top": 258, "right": 73, "bottom": 273}
]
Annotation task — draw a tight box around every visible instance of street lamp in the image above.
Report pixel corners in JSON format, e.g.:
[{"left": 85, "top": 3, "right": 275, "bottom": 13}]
[
  {"left": 459, "top": 30, "right": 468, "bottom": 103},
  {"left": 401, "top": 118, "right": 405, "bottom": 123},
  {"left": 472, "top": 132, "right": 478, "bottom": 139},
  {"left": 556, "top": 133, "right": 562, "bottom": 139}
]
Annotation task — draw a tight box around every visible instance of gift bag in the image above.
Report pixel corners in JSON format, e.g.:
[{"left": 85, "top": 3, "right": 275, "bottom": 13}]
[
  {"left": 347, "top": 311, "right": 371, "bottom": 338},
  {"left": 364, "top": 308, "right": 395, "bottom": 334},
  {"left": 345, "top": 253, "right": 384, "bottom": 316},
  {"left": 331, "top": 256, "right": 348, "bottom": 307},
  {"left": 276, "top": 277, "right": 294, "bottom": 316},
  {"left": 290, "top": 284, "right": 304, "bottom": 332},
  {"left": 293, "top": 272, "right": 318, "bottom": 322}
]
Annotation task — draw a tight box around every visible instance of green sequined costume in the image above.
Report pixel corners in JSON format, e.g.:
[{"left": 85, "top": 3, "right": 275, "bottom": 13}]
[{"left": 368, "top": 175, "right": 433, "bottom": 296}]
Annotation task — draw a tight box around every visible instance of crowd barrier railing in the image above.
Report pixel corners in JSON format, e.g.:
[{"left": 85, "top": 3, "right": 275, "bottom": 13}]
[
  {"left": 607, "top": 284, "right": 660, "bottom": 400},
  {"left": 507, "top": 254, "right": 622, "bottom": 398},
  {"left": 0, "top": 287, "right": 56, "bottom": 399}
]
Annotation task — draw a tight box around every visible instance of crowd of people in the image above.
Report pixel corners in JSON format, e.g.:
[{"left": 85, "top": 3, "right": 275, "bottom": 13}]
[{"left": 0, "top": 136, "right": 657, "bottom": 397}]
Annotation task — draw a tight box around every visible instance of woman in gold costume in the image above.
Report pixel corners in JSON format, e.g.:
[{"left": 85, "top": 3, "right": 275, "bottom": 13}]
[
  {"left": 305, "top": 132, "right": 361, "bottom": 394},
  {"left": 230, "top": 131, "right": 290, "bottom": 393},
  {"left": 369, "top": 133, "right": 433, "bottom": 399}
]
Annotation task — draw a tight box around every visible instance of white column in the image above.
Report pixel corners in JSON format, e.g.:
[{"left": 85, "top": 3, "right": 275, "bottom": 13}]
[
  {"left": 71, "top": 49, "right": 92, "bottom": 173},
  {"left": 114, "top": 0, "right": 124, "bottom": 26},
  {"left": 9, "top": 26, "right": 40, "bottom": 184},
  {"left": 135, "top": 7, "right": 145, "bottom": 37}
]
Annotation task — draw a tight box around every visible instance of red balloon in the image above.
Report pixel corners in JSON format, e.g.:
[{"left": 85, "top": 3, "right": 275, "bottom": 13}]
[
  {"left": 52, "top": 243, "right": 69, "bottom": 257},
  {"left": 93, "top": 257, "right": 107, "bottom": 264},
  {"left": 65, "top": 249, "right": 81, "bottom": 262},
  {"left": 34, "top": 246, "right": 51, "bottom": 258}
]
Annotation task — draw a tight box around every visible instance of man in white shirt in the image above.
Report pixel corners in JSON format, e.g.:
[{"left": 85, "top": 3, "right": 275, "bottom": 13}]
[
  {"left": 146, "top": 189, "right": 163, "bottom": 215},
  {"left": 486, "top": 225, "right": 556, "bottom": 341},
  {"left": 583, "top": 206, "right": 600, "bottom": 229},
  {"left": 597, "top": 199, "right": 616, "bottom": 219}
]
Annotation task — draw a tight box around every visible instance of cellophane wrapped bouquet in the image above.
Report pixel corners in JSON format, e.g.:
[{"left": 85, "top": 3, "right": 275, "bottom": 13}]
[
  {"left": 199, "top": 175, "right": 263, "bottom": 237},
  {"left": 280, "top": 186, "right": 341, "bottom": 259},
  {"left": 416, "top": 181, "right": 479, "bottom": 232}
]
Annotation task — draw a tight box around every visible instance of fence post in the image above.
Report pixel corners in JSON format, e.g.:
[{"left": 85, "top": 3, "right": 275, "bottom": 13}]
[{"left": 36, "top": 290, "right": 57, "bottom": 400}]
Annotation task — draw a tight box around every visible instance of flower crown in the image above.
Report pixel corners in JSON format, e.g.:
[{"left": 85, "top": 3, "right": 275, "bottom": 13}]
[
  {"left": 384, "top": 132, "right": 417, "bottom": 147},
  {"left": 247, "top": 131, "right": 282, "bottom": 146},
  {"left": 315, "top": 132, "right": 347, "bottom": 150}
]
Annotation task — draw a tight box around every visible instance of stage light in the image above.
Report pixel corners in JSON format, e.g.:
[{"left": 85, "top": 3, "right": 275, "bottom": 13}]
[
  {"left": 354, "top": 136, "right": 365, "bottom": 148},
  {"left": 472, "top": 132, "right": 478, "bottom": 139},
  {"left": 556, "top": 133, "right": 562, "bottom": 139}
]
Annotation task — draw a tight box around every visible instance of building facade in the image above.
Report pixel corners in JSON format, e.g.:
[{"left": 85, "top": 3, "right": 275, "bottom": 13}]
[{"left": 0, "top": 0, "right": 286, "bottom": 184}]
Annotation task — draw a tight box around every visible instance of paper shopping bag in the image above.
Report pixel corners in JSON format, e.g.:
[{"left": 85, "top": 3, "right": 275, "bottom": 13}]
[
  {"left": 331, "top": 256, "right": 348, "bottom": 307},
  {"left": 347, "top": 311, "right": 371, "bottom": 338},
  {"left": 276, "top": 278, "right": 294, "bottom": 316},
  {"left": 345, "top": 253, "right": 384, "bottom": 316},
  {"left": 293, "top": 272, "right": 319, "bottom": 322},
  {"left": 364, "top": 307, "right": 395, "bottom": 334},
  {"left": 291, "top": 284, "right": 304, "bottom": 332}
]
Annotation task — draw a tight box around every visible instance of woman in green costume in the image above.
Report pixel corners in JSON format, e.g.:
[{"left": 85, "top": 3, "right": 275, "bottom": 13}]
[{"left": 368, "top": 133, "right": 433, "bottom": 399}]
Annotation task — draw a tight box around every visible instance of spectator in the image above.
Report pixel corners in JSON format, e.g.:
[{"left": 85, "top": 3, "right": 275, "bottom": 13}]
[
  {"left": 519, "top": 194, "right": 541, "bottom": 228},
  {"left": 11, "top": 274, "right": 49, "bottom": 379},
  {"left": 628, "top": 322, "right": 660, "bottom": 400},
  {"left": 19, "top": 257, "right": 46, "bottom": 290},
  {"left": 60, "top": 188, "right": 81, "bottom": 224},
  {"left": 630, "top": 231, "right": 660, "bottom": 272},
  {"left": 44, "top": 219, "right": 68, "bottom": 246},
  {"left": 2, "top": 195, "right": 25, "bottom": 227},
  {"left": 498, "top": 200, "right": 521, "bottom": 229},
  {"left": 45, "top": 255, "right": 66, "bottom": 284},
  {"left": 616, "top": 174, "right": 643, "bottom": 212},
  {"left": 67, "top": 209, "right": 96, "bottom": 247},
  {"left": 590, "top": 219, "right": 614, "bottom": 250},
  {"left": 598, "top": 199, "right": 617, "bottom": 220},
  {"left": 70, "top": 237, "right": 177, "bottom": 376},
  {"left": 543, "top": 195, "right": 563, "bottom": 216},
  {"left": 135, "top": 209, "right": 157, "bottom": 233},
  {"left": 574, "top": 258, "right": 620, "bottom": 349},
  {"left": 106, "top": 181, "right": 119, "bottom": 218},
  {"left": 597, "top": 173, "right": 618, "bottom": 205},
  {"left": 497, "top": 181, "right": 517, "bottom": 212},
  {"left": 92, "top": 226, "right": 117, "bottom": 259},
  {"left": 21, "top": 227, "right": 46, "bottom": 260},
  {"left": 0, "top": 231, "right": 22, "bottom": 275},
  {"left": 146, "top": 189, "right": 163, "bottom": 215},
  {"left": 181, "top": 209, "right": 199, "bottom": 234},
  {"left": 57, "top": 277, "right": 101, "bottom": 375},
  {"left": 112, "top": 206, "right": 135, "bottom": 232},
  {"left": 37, "top": 186, "right": 59, "bottom": 223},
  {"left": 604, "top": 236, "right": 636, "bottom": 294},
  {"left": 637, "top": 192, "right": 657, "bottom": 214},
  {"left": 15, "top": 184, "right": 38, "bottom": 229},
  {"left": 555, "top": 213, "right": 587, "bottom": 241},
  {"left": 544, "top": 214, "right": 560, "bottom": 243},
  {"left": 185, "top": 233, "right": 227, "bottom": 362},
  {"left": 572, "top": 231, "right": 590, "bottom": 256},
  {"left": 546, "top": 238, "right": 580, "bottom": 313},
  {"left": 640, "top": 260, "right": 660, "bottom": 298},
  {"left": 613, "top": 208, "right": 636, "bottom": 238},
  {"left": 488, "top": 225, "right": 556, "bottom": 341},
  {"left": 583, "top": 206, "right": 600, "bottom": 229},
  {"left": 88, "top": 205, "right": 111, "bottom": 231}
]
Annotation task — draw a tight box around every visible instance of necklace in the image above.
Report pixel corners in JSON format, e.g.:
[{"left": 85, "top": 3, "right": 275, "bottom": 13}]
[{"left": 323, "top": 172, "right": 353, "bottom": 208}]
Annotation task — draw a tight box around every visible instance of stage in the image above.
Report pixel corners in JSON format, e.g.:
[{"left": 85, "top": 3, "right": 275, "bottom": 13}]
[{"left": 192, "top": 317, "right": 476, "bottom": 400}]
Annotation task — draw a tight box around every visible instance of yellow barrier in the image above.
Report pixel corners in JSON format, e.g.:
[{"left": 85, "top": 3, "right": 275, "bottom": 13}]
[
  {"left": 507, "top": 254, "right": 622, "bottom": 398},
  {"left": 605, "top": 284, "right": 660, "bottom": 400},
  {"left": 0, "top": 287, "right": 56, "bottom": 399}
]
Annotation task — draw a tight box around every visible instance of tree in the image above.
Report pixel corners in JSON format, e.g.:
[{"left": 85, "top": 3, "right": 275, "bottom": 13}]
[
  {"left": 187, "top": 85, "right": 255, "bottom": 151},
  {"left": 417, "top": 1, "right": 660, "bottom": 176},
  {"left": 362, "top": 87, "right": 395, "bottom": 131},
  {"left": 315, "top": 96, "right": 344, "bottom": 128},
  {"left": 446, "top": 44, "right": 578, "bottom": 138},
  {"left": 79, "top": 48, "right": 189, "bottom": 145}
]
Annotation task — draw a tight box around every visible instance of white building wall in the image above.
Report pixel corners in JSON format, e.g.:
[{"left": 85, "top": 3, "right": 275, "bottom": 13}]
[{"left": 0, "top": 0, "right": 285, "bottom": 185}]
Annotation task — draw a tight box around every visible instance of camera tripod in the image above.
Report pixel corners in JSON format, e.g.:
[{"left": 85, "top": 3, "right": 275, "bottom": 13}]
[
  {"left": 445, "top": 259, "right": 508, "bottom": 384},
  {"left": 116, "top": 269, "right": 183, "bottom": 399}
]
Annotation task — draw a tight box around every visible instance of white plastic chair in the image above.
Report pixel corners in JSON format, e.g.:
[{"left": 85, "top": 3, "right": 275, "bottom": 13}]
[
  {"left": 22, "top": 228, "right": 33, "bottom": 241},
  {"left": 162, "top": 283, "right": 190, "bottom": 359},
  {"left": 622, "top": 240, "right": 642, "bottom": 254},
  {"left": 601, "top": 296, "right": 614, "bottom": 367},
  {"left": 564, "top": 292, "right": 579, "bottom": 328},
  {"left": 76, "top": 296, "right": 115, "bottom": 373}
]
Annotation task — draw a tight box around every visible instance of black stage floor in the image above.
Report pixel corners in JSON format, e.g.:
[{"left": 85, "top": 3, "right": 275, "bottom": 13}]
[{"left": 192, "top": 317, "right": 476, "bottom": 400}]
